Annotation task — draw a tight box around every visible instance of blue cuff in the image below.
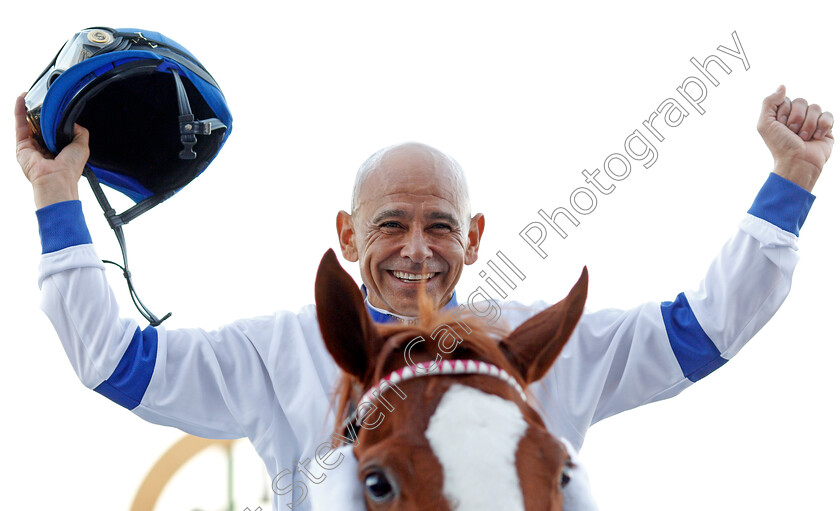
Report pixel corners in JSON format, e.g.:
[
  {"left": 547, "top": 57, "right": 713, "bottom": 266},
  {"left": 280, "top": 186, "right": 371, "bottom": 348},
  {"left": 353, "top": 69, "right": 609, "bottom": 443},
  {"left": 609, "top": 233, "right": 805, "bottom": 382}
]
[
  {"left": 747, "top": 173, "right": 816, "bottom": 236},
  {"left": 36, "top": 200, "right": 93, "bottom": 254},
  {"left": 94, "top": 326, "right": 158, "bottom": 410},
  {"left": 661, "top": 293, "right": 728, "bottom": 383}
]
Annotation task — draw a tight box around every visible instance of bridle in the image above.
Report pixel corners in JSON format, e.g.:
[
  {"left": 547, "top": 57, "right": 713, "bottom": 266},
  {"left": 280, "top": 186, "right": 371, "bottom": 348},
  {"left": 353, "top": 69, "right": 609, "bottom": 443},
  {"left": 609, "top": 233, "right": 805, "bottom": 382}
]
[
  {"left": 336, "top": 358, "right": 576, "bottom": 493},
  {"left": 339, "top": 359, "right": 528, "bottom": 444}
]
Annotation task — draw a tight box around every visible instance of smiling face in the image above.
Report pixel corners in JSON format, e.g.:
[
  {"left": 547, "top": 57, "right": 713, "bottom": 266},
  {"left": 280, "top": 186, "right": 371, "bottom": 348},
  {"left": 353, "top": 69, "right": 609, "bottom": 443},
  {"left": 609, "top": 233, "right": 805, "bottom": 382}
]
[{"left": 337, "top": 143, "right": 484, "bottom": 316}]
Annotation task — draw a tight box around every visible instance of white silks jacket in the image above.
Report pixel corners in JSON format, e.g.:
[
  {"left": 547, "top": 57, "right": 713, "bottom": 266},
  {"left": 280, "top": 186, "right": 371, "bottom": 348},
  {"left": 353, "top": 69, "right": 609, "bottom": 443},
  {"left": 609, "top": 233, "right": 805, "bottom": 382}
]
[{"left": 35, "top": 173, "right": 814, "bottom": 510}]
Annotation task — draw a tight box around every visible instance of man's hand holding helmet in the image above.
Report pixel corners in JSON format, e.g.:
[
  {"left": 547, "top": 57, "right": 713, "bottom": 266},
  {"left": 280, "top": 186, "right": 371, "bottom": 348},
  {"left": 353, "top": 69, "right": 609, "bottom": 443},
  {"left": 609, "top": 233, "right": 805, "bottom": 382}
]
[
  {"left": 15, "top": 93, "right": 89, "bottom": 209},
  {"left": 16, "top": 27, "right": 232, "bottom": 325}
]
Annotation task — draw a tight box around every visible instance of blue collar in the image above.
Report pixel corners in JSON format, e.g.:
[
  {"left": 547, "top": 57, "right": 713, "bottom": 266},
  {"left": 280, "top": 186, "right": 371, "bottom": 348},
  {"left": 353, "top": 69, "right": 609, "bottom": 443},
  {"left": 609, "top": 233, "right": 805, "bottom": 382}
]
[{"left": 361, "top": 285, "right": 458, "bottom": 324}]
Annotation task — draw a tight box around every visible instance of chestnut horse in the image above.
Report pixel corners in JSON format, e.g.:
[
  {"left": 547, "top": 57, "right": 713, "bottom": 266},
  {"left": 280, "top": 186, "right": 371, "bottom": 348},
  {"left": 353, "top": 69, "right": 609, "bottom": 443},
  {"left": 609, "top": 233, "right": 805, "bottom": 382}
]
[{"left": 314, "top": 249, "right": 588, "bottom": 510}]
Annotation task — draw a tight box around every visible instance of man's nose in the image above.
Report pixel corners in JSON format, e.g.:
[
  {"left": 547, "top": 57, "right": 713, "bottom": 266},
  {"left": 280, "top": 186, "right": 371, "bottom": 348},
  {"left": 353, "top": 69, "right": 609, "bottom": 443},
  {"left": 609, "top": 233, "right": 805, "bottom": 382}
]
[{"left": 401, "top": 228, "right": 433, "bottom": 263}]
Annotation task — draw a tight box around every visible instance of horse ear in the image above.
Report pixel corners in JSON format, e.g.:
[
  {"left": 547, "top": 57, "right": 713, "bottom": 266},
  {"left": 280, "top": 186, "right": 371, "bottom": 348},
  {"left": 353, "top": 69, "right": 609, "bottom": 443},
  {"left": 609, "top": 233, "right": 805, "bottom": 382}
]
[
  {"left": 499, "top": 267, "right": 588, "bottom": 384},
  {"left": 315, "top": 248, "right": 382, "bottom": 380}
]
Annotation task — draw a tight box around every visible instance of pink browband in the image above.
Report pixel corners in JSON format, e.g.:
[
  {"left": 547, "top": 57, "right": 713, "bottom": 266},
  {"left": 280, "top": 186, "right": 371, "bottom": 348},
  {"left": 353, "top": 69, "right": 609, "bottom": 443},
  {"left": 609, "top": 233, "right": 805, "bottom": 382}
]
[{"left": 348, "top": 359, "right": 527, "bottom": 428}]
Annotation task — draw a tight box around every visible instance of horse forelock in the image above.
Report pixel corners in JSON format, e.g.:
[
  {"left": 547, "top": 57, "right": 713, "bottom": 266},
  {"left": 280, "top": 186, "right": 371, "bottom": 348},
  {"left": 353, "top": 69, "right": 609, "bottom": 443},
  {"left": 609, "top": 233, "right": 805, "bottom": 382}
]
[{"left": 330, "top": 304, "right": 531, "bottom": 439}]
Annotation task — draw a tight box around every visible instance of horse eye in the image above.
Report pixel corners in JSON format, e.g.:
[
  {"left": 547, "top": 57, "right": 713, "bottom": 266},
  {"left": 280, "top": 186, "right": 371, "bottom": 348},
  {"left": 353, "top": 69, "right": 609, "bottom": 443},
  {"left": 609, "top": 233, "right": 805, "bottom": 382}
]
[
  {"left": 364, "top": 470, "right": 395, "bottom": 501},
  {"left": 559, "top": 461, "right": 573, "bottom": 489}
]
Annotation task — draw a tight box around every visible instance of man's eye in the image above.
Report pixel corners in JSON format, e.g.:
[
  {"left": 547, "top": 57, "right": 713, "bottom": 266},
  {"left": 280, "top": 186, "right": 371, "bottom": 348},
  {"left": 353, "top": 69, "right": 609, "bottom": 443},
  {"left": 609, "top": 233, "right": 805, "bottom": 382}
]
[
  {"left": 429, "top": 223, "right": 452, "bottom": 231},
  {"left": 380, "top": 222, "right": 402, "bottom": 229}
]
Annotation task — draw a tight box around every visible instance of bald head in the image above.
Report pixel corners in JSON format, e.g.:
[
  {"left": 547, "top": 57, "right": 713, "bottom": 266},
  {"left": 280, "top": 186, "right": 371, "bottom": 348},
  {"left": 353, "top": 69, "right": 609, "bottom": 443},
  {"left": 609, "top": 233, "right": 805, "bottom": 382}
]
[
  {"left": 351, "top": 142, "right": 471, "bottom": 227},
  {"left": 336, "top": 142, "right": 485, "bottom": 316}
]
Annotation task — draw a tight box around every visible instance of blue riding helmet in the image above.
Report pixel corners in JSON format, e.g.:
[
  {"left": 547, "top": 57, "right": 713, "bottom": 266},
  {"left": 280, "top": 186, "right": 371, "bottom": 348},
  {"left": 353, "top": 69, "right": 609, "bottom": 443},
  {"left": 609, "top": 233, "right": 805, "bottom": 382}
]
[
  {"left": 24, "top": 27, "right": 233, "bottom": 326},
  {"left": 25, "top": 26, "right": 232, "bottom": 208}
]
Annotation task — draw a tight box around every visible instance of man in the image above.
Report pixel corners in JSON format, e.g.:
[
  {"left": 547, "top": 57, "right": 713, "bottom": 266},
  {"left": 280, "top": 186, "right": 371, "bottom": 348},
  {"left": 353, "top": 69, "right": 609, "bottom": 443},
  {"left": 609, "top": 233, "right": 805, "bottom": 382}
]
[{"left": 14, "top": 85, "right": 833, "bottom": 510}]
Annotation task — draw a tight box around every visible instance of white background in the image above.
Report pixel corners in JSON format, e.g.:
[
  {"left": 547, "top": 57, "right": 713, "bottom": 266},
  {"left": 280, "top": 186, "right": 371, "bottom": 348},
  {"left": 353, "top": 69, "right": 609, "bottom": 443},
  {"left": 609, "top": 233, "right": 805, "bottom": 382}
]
[{"left": 1, "top": 1, "right": 838, "bottom": 510}]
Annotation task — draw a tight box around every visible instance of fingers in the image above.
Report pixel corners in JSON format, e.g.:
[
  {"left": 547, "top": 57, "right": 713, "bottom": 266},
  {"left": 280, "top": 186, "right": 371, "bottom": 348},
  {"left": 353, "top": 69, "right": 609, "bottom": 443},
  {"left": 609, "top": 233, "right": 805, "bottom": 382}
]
[
  {"left": 785, "top": 99, "right": 833, "bottom": 141},
  {"left": 72, "top": 123, "right": 89, "bottom": 146},
  {"left": 786, "top": 98, "right": 808, "bottom": 134},
  {"left": 14, "top": 92, "right": 45, "bottom": 172},
  {"left": 55, "top": 123, "right": 90, "bottom": 170},
  {"left": 763, "top": 87, "right": 834, "bottom": 142},
  {"left": 758, "top": 85, "right": 791, "bottom": 133},
  {"left": 760, "top": 85, "right": 785, "bottom": 120},
  {"left": 14, "top": 93, "right": 33, "bottom": 145},
  {"left": 814, "top": 111, "right": 834, "bottom": 141},
  {"left": 778, "top": 96, "right": 791, "bottom": 125},
  {"left": 797, "top": 103, "right": 822, "bottom": 140}
]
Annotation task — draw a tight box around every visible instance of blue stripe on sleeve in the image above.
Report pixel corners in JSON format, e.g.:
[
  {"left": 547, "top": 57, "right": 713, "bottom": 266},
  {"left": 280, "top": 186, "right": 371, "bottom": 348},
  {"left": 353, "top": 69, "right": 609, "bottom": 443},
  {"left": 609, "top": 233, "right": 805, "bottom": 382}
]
[
  {"left": 36, "top": 200, "right": 93, "bottom": 254},
  {"left": 660, "top": 293, "right": 727, "bottom": 382},
  {"left": 747, "top": 173, "right": 816, "bottom": 236},
  {"left": 93, "top": 326, "right": 158, "bottom": 410}
]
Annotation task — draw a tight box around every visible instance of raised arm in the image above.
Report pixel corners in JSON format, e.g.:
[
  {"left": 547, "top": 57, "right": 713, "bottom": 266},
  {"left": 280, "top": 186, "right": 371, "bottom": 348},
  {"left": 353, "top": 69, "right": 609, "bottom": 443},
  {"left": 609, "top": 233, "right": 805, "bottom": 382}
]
[
  {"left": 16, "top": 94, "right": 281, "bottom": 443},
  {"left": 533, "top": 87, "right": 833, "bottom": 449}
]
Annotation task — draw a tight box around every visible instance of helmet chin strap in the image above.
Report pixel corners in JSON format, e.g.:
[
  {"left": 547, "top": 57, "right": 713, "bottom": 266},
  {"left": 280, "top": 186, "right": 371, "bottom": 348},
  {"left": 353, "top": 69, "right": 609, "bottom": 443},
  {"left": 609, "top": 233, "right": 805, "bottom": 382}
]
[
  {"left": 77, "top": 69, "right": 228, "bottom": 327},
  {"left": 171, "top": 69, "right": 225, "bottom": 160},
  {"left": 83, "top": 167, "right": 171, "bottom": 326}
]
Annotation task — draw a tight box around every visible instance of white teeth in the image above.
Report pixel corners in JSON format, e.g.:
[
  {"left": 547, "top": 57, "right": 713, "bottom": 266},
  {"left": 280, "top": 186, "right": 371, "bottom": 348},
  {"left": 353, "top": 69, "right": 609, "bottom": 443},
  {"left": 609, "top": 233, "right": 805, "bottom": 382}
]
[{"left": 392, "top": 270, "right": 435, "bottom": 281}]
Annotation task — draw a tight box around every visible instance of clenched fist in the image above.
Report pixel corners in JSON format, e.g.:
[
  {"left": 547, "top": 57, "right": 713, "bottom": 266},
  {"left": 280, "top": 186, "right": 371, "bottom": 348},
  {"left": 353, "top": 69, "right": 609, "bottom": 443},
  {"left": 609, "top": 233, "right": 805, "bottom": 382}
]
[{"left": 758, "top": 85, "right": 834, "bottom": 192}]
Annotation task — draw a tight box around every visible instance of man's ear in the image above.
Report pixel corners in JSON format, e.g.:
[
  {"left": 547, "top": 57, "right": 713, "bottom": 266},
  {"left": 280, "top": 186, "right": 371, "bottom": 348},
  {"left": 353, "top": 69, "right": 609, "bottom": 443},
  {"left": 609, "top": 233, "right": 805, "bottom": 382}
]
[
  {"left": 315, "top": 249, "right": 382, "bottom": 380},
  {"left": 498, "top": 267, "right": 588, "bottom": 384},
  {"left": 336, "top": 210, "right": 358, "bottom": 262},
  {"left": 464, "top": 213, "right": 485, "bottom": 265}
]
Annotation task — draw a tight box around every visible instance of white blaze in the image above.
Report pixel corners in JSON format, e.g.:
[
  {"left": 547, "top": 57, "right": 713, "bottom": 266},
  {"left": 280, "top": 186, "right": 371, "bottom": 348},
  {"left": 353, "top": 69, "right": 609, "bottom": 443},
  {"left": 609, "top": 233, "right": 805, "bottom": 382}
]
[{"left": 425, "top": 384, "right": 528, "bottom": 510}]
